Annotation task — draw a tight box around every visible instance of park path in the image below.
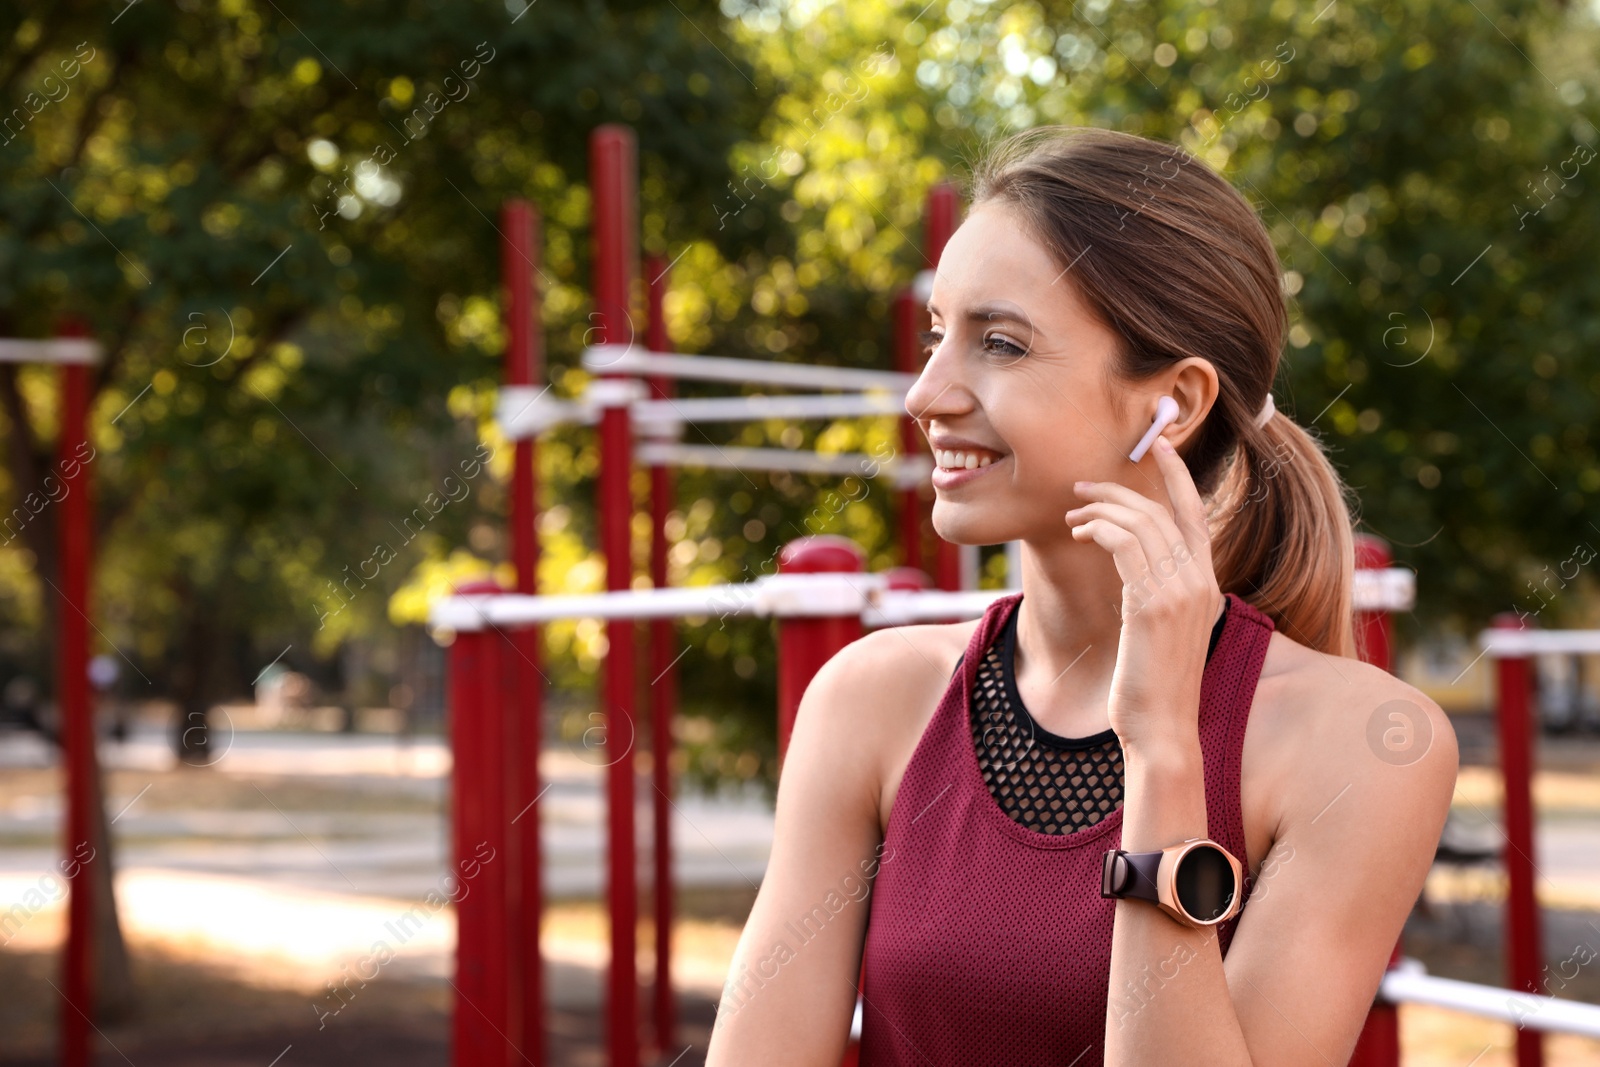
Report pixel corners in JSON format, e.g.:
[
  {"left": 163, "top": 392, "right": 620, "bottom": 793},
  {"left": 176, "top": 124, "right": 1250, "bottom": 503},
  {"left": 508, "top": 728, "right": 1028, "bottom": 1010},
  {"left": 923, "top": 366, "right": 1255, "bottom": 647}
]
[
  {"left": 4, "top": 718, "right": 1600, "bottom": 1065},
  {"left": 0, "top": 722, "right": 770, "bottom": 1006}
]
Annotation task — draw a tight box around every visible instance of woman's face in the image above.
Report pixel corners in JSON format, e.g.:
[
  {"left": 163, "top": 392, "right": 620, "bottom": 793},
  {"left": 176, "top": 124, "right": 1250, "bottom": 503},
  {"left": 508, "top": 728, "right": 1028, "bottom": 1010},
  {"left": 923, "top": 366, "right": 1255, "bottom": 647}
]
[{"left": 905, "top": 199, "right": 1146, "bottom": 549}]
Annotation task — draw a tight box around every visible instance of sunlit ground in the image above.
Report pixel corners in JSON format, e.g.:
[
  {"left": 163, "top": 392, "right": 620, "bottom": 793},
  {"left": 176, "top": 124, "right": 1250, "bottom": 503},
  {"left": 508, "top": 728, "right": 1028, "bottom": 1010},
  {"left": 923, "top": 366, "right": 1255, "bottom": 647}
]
[
  {"left": 0, "top": 886, "right": 739, "bottom": 1059},
  {"left": 1, "top": 721, "right": 1598, "bottom": 1062},
  {"left": 1400, "top": 1006, "right": 1600, "bottom": 1066},
  {"left": 4, "top": 890, "right": 1600, "bottom": 1064}
]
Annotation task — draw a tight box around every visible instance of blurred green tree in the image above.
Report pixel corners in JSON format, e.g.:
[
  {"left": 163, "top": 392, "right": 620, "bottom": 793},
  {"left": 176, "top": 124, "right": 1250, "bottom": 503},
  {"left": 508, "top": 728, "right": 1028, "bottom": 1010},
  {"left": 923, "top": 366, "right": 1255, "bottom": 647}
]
[
  {"left": 700, "top": 0, "right": 1600, "bottom": 676},
  {"left": 2, "top": 0, "right": 1599, "bottom": 1022},
  {"left": 0, "top": 0, "right": 767, "bottom": 720},
  {"left": 0, "top": 0, "right": 763, "bottom": 1020}
]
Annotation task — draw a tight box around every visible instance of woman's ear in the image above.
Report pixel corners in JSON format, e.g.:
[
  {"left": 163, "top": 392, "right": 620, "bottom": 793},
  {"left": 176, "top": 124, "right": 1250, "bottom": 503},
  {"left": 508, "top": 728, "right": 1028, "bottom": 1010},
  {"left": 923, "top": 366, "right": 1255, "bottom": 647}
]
[{"left": 1163, "top": 358, "right": 1221, "bottom": 448}]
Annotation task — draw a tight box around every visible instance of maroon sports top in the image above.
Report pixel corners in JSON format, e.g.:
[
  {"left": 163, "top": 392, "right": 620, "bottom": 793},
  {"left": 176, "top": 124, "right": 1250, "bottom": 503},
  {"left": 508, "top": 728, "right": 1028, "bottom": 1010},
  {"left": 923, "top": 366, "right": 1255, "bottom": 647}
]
[{"left": 858, "top": 591, "right": 1275, "bottom": 1066}]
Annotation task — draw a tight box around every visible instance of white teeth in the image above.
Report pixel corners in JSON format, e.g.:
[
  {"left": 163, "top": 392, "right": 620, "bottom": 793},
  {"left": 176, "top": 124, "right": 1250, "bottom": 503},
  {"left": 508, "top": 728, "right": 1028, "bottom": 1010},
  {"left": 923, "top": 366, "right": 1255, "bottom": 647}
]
[{"left": 936, "top": 449, "right": 999, "bottom": 470}]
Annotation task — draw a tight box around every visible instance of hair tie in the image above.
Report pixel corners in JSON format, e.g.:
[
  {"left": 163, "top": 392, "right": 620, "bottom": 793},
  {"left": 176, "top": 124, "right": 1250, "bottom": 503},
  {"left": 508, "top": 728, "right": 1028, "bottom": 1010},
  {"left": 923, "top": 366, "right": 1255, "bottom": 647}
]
[{"left": 1254, "top": 393, "right": 1276, "bottom": 428}]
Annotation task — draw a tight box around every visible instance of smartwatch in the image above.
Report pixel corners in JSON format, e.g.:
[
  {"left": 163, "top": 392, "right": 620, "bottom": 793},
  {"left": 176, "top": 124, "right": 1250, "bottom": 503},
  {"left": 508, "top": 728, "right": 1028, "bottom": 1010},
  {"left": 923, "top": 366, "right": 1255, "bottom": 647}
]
[{"left": 1100, "top": 837, "right": 1244, "bottom": 929}]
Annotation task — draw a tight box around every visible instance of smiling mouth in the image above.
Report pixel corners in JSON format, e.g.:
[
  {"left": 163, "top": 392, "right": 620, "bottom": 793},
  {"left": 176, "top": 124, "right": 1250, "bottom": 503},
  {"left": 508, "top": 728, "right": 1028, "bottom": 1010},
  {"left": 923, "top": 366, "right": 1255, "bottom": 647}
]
[{"left": 934, "top": 448, "right": 1005, "bottom": 471}]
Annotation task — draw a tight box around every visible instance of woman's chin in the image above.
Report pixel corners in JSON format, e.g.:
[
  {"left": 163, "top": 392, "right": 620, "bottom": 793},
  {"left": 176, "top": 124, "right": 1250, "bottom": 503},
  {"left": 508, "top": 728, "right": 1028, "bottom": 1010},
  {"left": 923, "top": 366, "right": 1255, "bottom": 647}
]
[{"left": 929, "top": 509, "right": 1009, "bottom": 547}]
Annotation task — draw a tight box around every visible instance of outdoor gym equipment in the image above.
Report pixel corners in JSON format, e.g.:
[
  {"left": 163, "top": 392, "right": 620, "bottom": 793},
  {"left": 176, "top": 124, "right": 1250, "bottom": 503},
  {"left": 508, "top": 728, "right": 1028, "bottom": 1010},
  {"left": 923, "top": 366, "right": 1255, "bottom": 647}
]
[
  {"left": 432, "top": 123, "right": 967, "bottom": 1067},
  {"left": 429, "top": 124, "right": 1600, "bottom": 1067}
]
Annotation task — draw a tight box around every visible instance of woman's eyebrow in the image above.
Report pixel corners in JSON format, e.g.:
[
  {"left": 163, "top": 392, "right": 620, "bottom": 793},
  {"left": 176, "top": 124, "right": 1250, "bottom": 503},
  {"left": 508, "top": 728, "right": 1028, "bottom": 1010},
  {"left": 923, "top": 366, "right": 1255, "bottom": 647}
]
[
  {"left": 926, "top": 301, "right": 1039, "bottom": 332},
  {"left": 967, "top": 301, "right": 1035, "bottom": 330}
]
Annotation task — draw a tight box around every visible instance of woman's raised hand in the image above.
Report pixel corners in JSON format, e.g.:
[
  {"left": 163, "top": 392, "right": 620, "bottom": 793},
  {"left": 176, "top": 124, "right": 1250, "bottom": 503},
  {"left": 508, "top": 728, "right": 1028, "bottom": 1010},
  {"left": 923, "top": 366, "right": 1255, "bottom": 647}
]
[{"left": 1063, "top": 434, "right": 1224, "bottom": 755}]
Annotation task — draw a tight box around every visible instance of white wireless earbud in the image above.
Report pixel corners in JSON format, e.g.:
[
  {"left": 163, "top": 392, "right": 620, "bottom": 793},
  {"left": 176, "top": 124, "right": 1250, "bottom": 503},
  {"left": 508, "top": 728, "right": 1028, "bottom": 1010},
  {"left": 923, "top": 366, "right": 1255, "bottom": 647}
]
[{"left": 1128, "top": 395, "right": 1180, "bottom": 463}]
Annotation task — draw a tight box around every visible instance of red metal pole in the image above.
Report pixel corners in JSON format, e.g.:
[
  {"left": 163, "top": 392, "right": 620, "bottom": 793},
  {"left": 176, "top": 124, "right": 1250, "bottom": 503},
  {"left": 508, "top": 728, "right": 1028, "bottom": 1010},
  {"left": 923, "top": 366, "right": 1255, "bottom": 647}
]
[
  {"left": 501, "top": 199, "right": 546, "bottom": 1067},
  {"left": 483, "top": 618, "right": 513, "bottom": 1059},
  {"left": 923, "top": 184, "right": 962, "bottom": 593},
  {"left": 643, "top": 252, "right": 677, "bottom": 1057},
  {"left": 883, "top": 566, "right": 933, "bottom": 595},
  {"left": 891, "top": 289, "right": 924, "bottom": 574},
  {"left": 57, "top": 336, "right": 93, "bottom": 1067},
  {"left": 1493, "top": 609, "right": 1544, "bottom": 1067},
  {"left": 924, "top": 183, "right": 959, "bottom": 269},
  {"left": 1353, "top": 536, "right": 1395, "bottom": 673},
  {"left": 774, "top": 537, "right": 865, "bottom": 768},
  {"left": 1346, "top": 535, "right": 1401, "bottom": 1067},
  {"left": 591, "top": 123, "right": 640, "bottom": 1067},
  {"left": 449, "top": 584, "right": 502, "bottom": 1066}
]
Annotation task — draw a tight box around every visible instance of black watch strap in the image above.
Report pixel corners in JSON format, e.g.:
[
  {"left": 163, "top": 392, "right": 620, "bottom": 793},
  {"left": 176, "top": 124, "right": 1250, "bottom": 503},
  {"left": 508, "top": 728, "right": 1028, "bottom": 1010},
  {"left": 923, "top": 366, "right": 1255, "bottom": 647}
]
[{"left": 1101, "top": 848, "right": 1163, "bottom": 904}]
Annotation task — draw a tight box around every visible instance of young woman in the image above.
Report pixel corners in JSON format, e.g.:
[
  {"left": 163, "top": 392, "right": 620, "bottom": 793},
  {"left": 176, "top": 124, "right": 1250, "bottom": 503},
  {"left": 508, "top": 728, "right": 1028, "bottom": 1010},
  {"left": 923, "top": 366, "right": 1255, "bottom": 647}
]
[{"left": 705, "top": 125, "right": 1458, "bottom": 1066}]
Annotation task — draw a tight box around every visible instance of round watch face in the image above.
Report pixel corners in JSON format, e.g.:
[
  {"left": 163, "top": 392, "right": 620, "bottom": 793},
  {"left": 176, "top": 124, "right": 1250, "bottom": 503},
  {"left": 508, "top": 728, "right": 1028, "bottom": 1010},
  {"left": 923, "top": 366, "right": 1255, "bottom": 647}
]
[{"left": 1174, "top": 844, "right": 1237, "bottom": 922}]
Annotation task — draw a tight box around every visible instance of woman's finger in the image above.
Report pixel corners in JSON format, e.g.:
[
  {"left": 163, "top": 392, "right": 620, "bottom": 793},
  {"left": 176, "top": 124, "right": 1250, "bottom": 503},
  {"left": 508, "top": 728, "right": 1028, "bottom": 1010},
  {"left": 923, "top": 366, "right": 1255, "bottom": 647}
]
[
  {"left": 1065, "top": 499, "right": 1186, "bottom": 592},
  {"left": 1149, "top": 434, "right": 1215, "bottom": 574},
  {"left": 1071, "top": 478, "right": 1186, "bottom": 550},
  {"left": 1068, "top": 517, "right": 1150, "bottom": 591},
  {"left": 1070, "top": 481, "right": 1194, "bottom": 589}
]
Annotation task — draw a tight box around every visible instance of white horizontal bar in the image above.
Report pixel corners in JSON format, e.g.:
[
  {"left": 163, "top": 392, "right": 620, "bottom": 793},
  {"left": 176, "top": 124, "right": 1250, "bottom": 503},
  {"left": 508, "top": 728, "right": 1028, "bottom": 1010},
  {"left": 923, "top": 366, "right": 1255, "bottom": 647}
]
[
  {"left": 1353, "top": 565, "right": 1415, "bottom": 612},
  {"left": 497, "top": 387, "right": 593, "bottom": 438},
  {"left": 583, "top": 344, "right": 915, "bottom": 391},
  {"left": 431, "top": 573, "right": 886, "bottom": 631},
  {"left": 433, "top": 587, "right": 760, "bottom": 629},
  {"left": 1477, "top": 628, "right": 1600, "bottom": 656},
  {"left": 498, "top": 383, "right": 910, "bottom": 441},
  {"left": 635, "top": 442, "right": 931, "bottom": 489},
  {"left": 434, "top": 551, "right": 1419, "bottom": 633},
  {"left": 864, "top": 589, "right": 1006, "bottom": 627},
  {"left": 0, "top": 338, "right": 101, "bottom": 364},
  {"left": 864, "top": 577, "right": 1413, "bottom": 628},
  {"left": 1380, "top": 960, "right": 1600, "bottom": 1037},
  {"left": 633, "top": 392, "right": 906, "bottom": 428},
  {"left": 437, "top": 566, "right": 1421, "bottom": 631}
]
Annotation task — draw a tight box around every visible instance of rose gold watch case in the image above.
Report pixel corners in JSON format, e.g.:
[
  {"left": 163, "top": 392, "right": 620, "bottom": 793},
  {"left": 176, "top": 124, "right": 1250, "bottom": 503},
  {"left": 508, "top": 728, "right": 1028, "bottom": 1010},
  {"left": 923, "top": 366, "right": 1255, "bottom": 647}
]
[{"left": 1155, "top": 837, "right": 1245, "bottom": 928}]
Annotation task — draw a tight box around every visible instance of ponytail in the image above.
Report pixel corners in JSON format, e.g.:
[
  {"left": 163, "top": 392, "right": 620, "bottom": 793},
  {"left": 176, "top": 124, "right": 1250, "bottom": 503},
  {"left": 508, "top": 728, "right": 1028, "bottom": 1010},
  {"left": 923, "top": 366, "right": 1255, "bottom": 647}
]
[{"left": 1209, "top": 403, "right": 1358, "bottom": 659}]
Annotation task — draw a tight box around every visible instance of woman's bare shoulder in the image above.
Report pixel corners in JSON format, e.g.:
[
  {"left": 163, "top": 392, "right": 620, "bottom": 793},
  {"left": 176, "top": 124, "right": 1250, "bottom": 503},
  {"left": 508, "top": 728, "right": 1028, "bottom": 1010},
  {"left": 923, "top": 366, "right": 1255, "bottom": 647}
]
[
  {"left": 1245, "top": 630, "right": 1459, "bottom": 841},
  {"left": 820, "top": 619, "right": 982, "bottom": 834}
]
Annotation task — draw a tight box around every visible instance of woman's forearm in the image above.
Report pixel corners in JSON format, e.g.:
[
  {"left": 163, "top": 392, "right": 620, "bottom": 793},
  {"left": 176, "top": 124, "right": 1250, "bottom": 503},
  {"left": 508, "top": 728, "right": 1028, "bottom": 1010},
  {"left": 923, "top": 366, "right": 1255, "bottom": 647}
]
[{"left": 1102, "top": 735, "right": 1253, "bottom": 1066}]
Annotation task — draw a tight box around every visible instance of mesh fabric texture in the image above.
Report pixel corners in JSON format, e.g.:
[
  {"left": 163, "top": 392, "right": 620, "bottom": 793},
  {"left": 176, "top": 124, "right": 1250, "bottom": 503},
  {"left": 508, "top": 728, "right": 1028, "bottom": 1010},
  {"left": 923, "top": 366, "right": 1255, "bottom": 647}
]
[{"left": 970, "top": 601, "right": 1228, "bottom": 836}]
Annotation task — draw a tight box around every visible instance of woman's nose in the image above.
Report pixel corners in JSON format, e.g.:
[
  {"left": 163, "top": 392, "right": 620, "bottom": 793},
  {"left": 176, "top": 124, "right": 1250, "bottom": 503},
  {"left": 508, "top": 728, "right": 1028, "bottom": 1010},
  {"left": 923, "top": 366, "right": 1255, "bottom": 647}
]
[{"left": 904, "top": 349, "right": 965, "bottom": 424}]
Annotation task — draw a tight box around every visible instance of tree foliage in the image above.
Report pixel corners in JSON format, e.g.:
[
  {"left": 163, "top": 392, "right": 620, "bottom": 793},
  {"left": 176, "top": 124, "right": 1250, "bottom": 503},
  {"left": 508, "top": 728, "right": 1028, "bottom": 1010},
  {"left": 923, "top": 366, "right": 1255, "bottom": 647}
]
[
  {"left": 0, "top": 0, "right": 762, "bottom": 712},
  {"left": 1, "top": 0, "right": 1597, "bottom": 800}
]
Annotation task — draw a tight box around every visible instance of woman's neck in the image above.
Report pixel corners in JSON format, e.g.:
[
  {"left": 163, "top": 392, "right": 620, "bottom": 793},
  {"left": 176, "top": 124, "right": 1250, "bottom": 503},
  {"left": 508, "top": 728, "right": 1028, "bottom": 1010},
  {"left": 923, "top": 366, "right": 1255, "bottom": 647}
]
[{"left": 1012, "top": 541, "right": 1129, "bottom": 687}]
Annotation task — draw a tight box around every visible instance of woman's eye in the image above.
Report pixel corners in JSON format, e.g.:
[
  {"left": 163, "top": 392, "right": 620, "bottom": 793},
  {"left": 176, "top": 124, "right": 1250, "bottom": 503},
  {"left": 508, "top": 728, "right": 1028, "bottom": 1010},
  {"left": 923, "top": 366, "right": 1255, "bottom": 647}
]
[
  {"left": 985, "top": 333, "right": 1026, "bottom": 358},
  {"left": 915, "top": 328, "right": 1026, "bottom": 362}
]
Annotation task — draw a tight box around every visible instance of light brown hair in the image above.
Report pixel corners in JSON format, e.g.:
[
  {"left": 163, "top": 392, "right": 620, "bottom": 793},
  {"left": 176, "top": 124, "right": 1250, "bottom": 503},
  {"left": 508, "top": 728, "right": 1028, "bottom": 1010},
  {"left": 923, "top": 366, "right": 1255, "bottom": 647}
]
[{"left": 966, "top": 125, "right": 1358, "bottom": 659}]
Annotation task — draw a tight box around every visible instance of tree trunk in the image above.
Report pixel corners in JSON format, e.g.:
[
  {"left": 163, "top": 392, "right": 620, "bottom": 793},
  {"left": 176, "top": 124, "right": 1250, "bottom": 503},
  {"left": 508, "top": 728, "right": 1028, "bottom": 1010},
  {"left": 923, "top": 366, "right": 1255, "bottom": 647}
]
[
  {"left": 85, "top": 736, "right": 134, "bottom": 1021},
  {"left": 170, "top": 580, "right": 219, "bottom": 765}
]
